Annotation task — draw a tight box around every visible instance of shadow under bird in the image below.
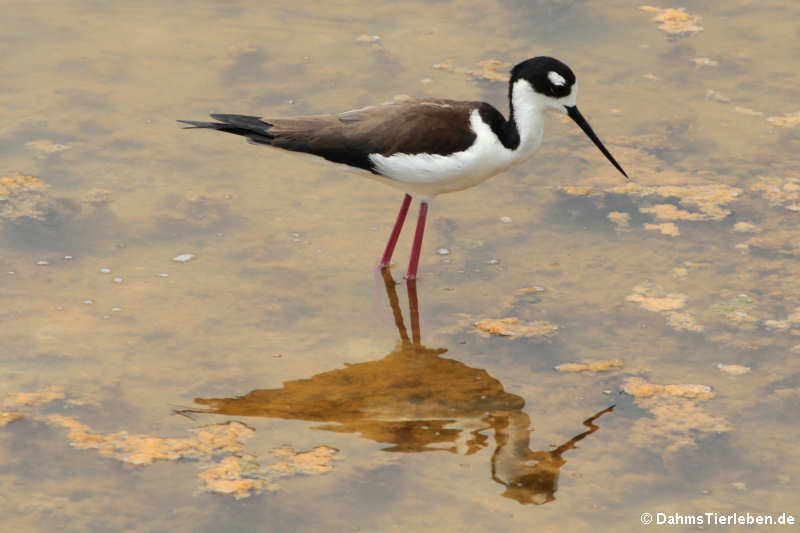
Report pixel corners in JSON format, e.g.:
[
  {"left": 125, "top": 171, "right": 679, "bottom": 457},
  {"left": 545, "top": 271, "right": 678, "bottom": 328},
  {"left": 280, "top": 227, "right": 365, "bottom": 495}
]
[{"left": 180, "top": 56, "right": 628, "bottom": 279}]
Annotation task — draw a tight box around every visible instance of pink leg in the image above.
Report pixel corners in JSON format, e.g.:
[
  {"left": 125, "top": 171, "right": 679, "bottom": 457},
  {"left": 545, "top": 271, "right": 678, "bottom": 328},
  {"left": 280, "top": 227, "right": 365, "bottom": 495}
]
[
  {"left": 406, "top": 201, "right": 428, "bottom": 280},
  {"left": 378, "top": 194, "right": 412, "bottom": 269}
]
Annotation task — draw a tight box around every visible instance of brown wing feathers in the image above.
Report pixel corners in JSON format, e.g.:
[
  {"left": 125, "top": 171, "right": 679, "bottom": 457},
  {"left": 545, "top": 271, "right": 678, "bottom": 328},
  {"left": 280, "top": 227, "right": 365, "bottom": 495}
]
[{"left": 179, "top": 100, "right": 497, "bottom": 173}]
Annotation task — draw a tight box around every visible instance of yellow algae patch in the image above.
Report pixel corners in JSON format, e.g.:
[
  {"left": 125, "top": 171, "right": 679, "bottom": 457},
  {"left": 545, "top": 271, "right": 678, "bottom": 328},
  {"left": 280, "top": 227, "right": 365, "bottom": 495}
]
[
  {"left": 734, "top": 106, "right": 764, "bottom": 117},
  {"left": 639, "top": 5, "right": 703, "bottom": 36},
  {"left": 560, "top": 185, "right": 596, "bottom": 196},
  {"left": 716, "top": 363, "right": 751, "bottom": 376},
  {"left": 24, "top": 139, "right": 71, "bottom": 154},
  {"left": 555, "top": 360, "right": 624, "bottom": 373},
  {"left": 0, "top": 173, "right": 96, "bottom": 225},
  {"left": 627, "top": 284, "right": 704, "bottom": 331},
  {"left": 623, "top": 377, "right": 725, "bottom": 458},
  {"left": 629, "top": 397, "right": 730, "bottom": 458},
  {"left": 627, "top": 285, "right": 704, "bottom": 332},
  {"left": 269, "top": 445, "right": 339, "bottom": 475},
  {"left": 787, "top": 308, "right": 800, "bottom": 324},
  {"left": 640, "top": 204, "right": 706, "bottom": 221},
  {"left": 432, "top": 59, "right": 510, "bottom": 82},
  {"left": 627, "top": 284, "right": 686, "bottom": 312},
  {"left": 4, "top": 385, "right": 65, "bottom": 408},
  {"left": 2, "top": 387, "right": 341, "bottom": 500},
  {"left": 0, "top": 173, "right": 49, "bottom": 196},
  {"left": 608, "top": 183, "right": 741, "bottom": 221},
  {"left": 622, "top": 378, "right": 714, "bottom": 400},
  {"left": 644, "top": 222, "right": 680, "bottom": 236},
  {"left": 750, "top": 176, "right": 800, "bottom": 208},
  {"left": 763, "top": 319, "right": 789, "bottom": 331},
  {"left": 198, "top": 455, "right": 271, "bottom": 500},
  {"left": 665, "top": 311, "right": 704, "bottom": 332},
  {"left": 41, "top": 414, "right": 249, "bottom": 464},
  {"left": 745, "top": 229, "right": 800, "bottom": 257},
  {"left": 767, "top": 111, "right": 800, "bottom": 128},
  {"left": 607, "top": 211, "right": 630, "bottom": 230},
  {"left": 671, "top": 267, "right": 688, "bottom": 280},
  {"left": 473, "top": 317, "right": 559, "bottom": 338},
  {"left": 732, "top": 222, "right": 759, "bottom": 233},
  {"left": 0, "top": 412, "right": 22, "bottom": 426}
]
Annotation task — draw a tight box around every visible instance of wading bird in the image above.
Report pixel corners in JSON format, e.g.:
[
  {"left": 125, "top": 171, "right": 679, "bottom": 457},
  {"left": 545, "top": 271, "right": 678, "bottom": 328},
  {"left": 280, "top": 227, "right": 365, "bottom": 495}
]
[{"left": 180, "top": 56, "right": 628, "bottom": 279}]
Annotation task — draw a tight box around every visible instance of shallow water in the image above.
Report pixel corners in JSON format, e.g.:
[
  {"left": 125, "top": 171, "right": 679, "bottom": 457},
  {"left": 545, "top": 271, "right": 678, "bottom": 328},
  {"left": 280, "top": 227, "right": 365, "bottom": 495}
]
[{"left": 2, "top": 1, "right": 799, "bottom": 531}]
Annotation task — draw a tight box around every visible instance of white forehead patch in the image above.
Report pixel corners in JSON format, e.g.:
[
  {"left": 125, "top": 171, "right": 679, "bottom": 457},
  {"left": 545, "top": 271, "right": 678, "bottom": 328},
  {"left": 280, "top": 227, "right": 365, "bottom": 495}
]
[{"left": 547, "top": 71, "right": 566, "bottom": 87}]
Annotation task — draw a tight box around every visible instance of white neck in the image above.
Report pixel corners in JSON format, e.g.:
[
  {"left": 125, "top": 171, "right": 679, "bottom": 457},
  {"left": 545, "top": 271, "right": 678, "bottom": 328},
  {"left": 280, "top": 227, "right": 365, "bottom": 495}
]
[{"left": 509, "top": 79, "right": 547, "bottom": 156}]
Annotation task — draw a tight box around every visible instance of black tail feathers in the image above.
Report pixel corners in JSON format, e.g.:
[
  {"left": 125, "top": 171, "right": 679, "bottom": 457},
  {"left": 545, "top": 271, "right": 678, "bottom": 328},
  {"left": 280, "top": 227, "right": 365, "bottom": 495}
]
[{"left": 178, "top": 114, "right": 274, "bottom": 144}]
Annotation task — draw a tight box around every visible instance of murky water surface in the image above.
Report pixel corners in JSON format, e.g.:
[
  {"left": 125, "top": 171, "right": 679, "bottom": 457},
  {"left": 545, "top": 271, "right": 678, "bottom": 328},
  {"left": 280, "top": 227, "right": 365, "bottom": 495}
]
[{"left": 2, "top": 1, "right": 799, "bottom": 531}]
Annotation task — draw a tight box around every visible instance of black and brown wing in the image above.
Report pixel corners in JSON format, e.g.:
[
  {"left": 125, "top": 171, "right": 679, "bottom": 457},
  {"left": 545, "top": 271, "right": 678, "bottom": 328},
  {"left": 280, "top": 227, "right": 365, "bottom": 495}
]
[{"left": 179, "top": 99, "right": 504, "bottom": 173}]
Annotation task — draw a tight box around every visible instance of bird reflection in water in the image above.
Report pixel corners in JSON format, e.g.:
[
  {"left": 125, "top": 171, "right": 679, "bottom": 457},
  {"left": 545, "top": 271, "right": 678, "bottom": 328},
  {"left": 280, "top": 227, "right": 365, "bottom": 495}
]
[{"left": 190, "top": 271, "right": 614, "bottom": 504}]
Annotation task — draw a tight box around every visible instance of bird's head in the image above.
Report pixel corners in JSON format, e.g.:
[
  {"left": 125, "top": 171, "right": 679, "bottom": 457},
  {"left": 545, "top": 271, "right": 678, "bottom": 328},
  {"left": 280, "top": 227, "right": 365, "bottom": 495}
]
[{"left": 510, "top": 56, "right": 628, "bottom": 180}]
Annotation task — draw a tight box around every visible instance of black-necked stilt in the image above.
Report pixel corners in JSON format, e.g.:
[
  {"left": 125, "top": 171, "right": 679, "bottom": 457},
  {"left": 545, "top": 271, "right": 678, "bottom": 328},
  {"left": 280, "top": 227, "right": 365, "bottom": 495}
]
[{"left": 180, "top": 56, "right": 628, "bottom": 279}]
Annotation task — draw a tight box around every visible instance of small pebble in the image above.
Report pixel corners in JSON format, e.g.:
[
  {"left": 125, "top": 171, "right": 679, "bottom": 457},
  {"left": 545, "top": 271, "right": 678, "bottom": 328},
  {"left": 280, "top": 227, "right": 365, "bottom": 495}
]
[
  {"left": 112, "top": 277, "right": 123, "bottom": 284},
  {"left": 700, "top": 489, "right": 712, "bottom": 495},
  {"left": 272, "top": 353, "right": 282, "bottom": 358},
  {"left": 99, "top": 268, "right": 111, "bottom": 273},
  {"left": 172, "top": 253, "right": 196, "bottom": 263},
  {"left": 111, "top": 306, "right": 122, "bottom": 312},
  {"left": 37, "top": 260, "right": 50, "bottom": 266},
  {"left": 102, "top": 315, "right": 111, "bottom": 320},
  {"left": 603, "top": 390, "right": 613, "bottom": 395},
  {"left": 487, "top": 258, "right": 500, "bottom": 265},
  {"left": 82, "top": 299, "right": 94, "bottom": 305},
  {"left": 437, "top": 247, "right": 451, "bottom": 255},
  {"left": 500, "top": 216, "right": 512, "bottom": 223},
  {"left": 55, "top": 306, "right": 64, "bottom": 311},
  {"left": 63, "top": 255, "right": 73, "bottom": 260},
  {"left": 157, "top": 273, "right": 169, "bottom": 278},
  {"left": 7, "top": 271, "right": 15, "bottom": 275}
]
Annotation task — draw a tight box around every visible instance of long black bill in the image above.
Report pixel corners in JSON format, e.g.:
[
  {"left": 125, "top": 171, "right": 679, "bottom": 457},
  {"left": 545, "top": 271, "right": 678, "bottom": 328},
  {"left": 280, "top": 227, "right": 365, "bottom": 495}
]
[{"left": 566, "top": 105, "right": 628, "bottom": 180}]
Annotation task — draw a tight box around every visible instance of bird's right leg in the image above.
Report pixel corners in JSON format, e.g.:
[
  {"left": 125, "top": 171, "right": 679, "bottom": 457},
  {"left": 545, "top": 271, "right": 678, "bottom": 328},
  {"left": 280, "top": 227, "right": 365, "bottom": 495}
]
[{"left": 377, "top": 193, "right": 412, "bottom": 269}]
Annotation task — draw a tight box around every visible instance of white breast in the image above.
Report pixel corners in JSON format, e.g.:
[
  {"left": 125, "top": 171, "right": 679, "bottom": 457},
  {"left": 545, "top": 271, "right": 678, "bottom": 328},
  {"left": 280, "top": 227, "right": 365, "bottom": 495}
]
[{"left": 368, "top": 109, "right": 541, "bottom": 197}]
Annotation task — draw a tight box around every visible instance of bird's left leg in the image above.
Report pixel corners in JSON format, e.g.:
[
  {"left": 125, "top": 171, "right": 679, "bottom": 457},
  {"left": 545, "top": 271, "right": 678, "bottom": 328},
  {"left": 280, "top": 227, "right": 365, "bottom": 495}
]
[{"left": 406, "top": 200, "right": 428, "bottom": 280}]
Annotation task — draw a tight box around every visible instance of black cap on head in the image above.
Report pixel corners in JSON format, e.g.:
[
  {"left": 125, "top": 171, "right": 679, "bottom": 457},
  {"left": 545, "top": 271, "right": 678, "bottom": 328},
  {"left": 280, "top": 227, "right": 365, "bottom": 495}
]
[{"left": 511, "top": 57, "right": 576, "bottom": 98}]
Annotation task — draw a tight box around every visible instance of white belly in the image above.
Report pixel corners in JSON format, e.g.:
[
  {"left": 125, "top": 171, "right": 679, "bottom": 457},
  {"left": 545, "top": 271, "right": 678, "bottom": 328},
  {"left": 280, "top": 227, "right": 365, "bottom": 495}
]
[{"left": 368, "top": 110, "right": 541, "bottom": 197}]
